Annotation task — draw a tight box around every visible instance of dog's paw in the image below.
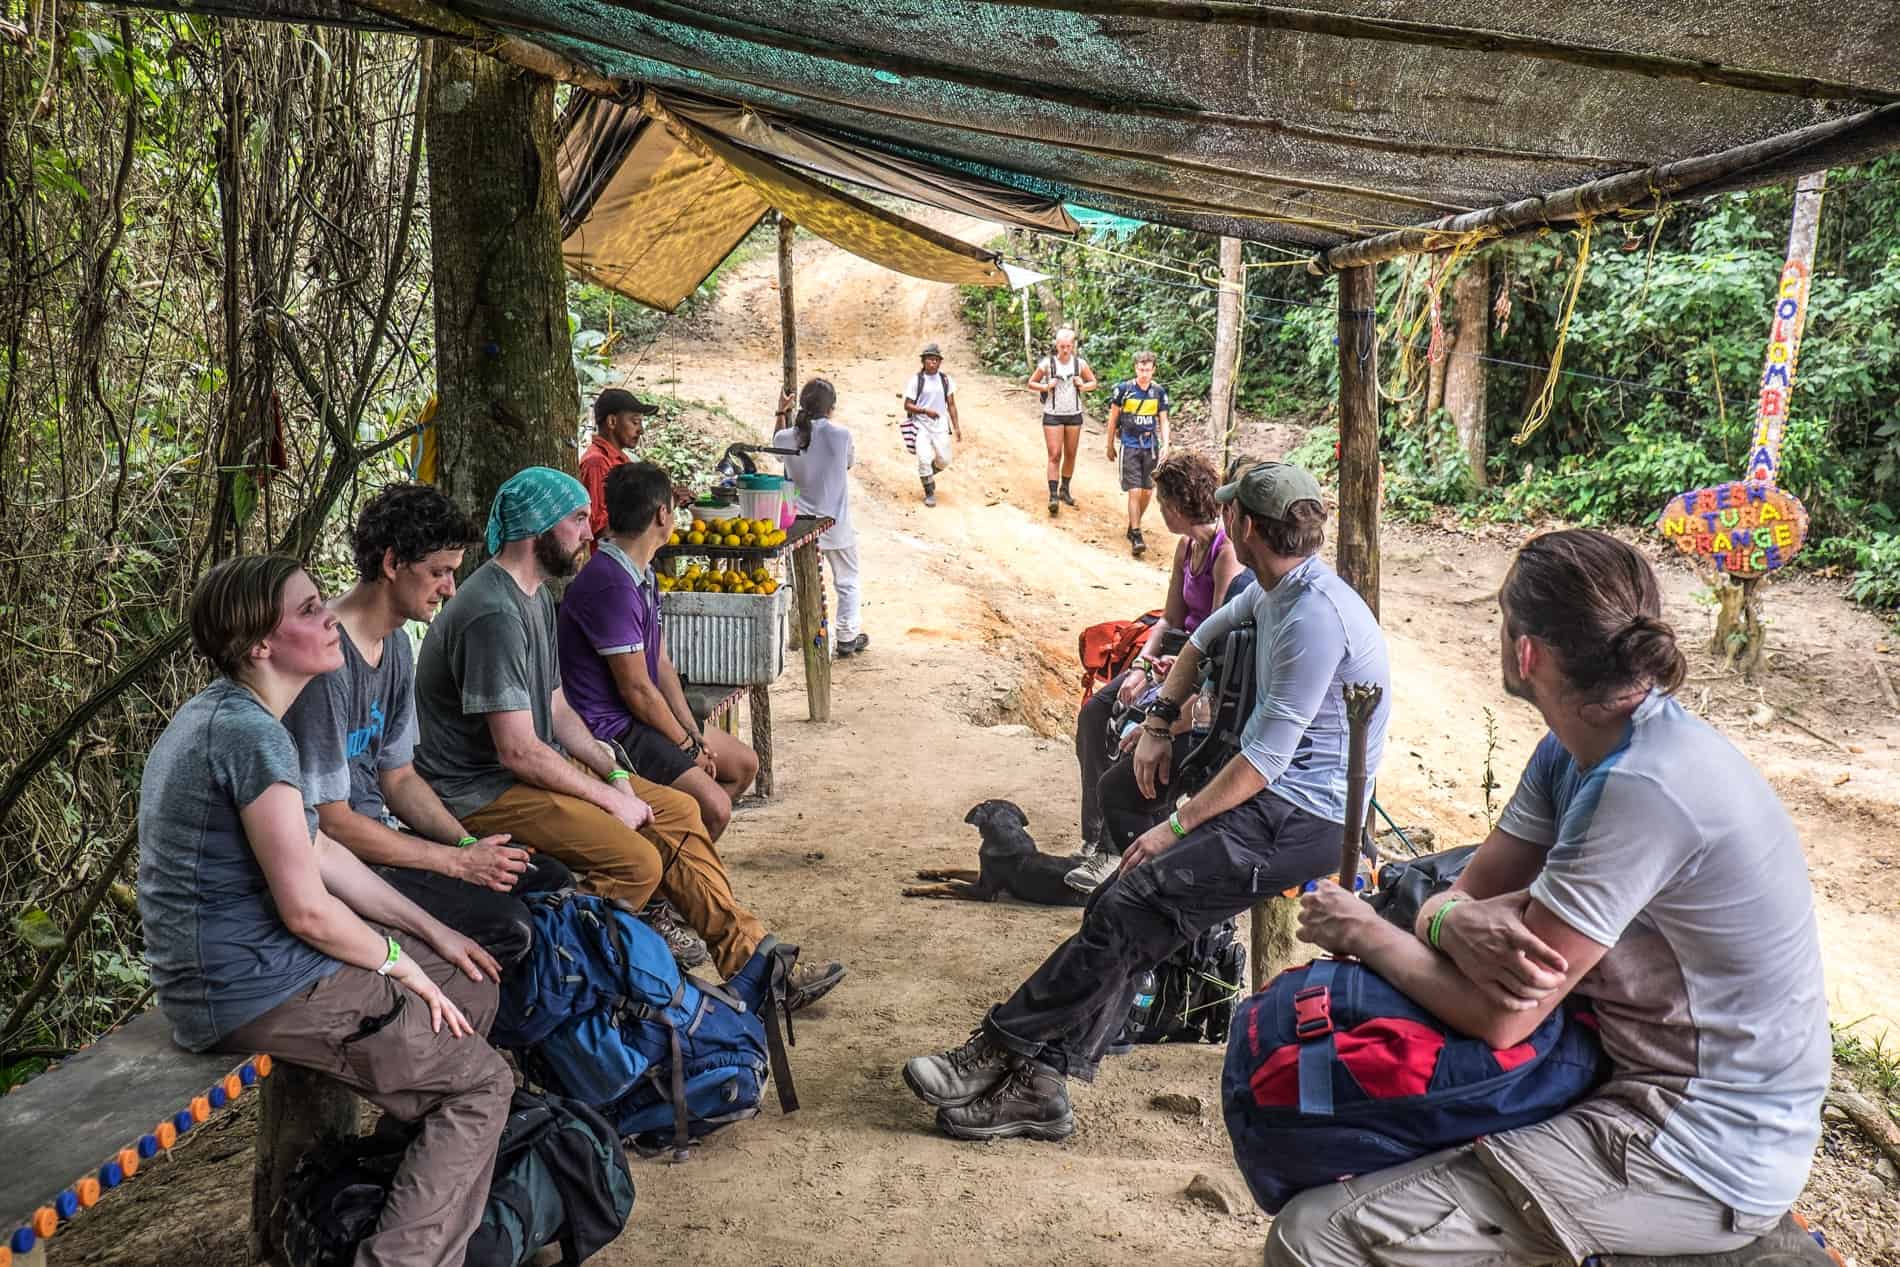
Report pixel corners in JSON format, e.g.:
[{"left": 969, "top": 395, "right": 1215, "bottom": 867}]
[{"left": 913, "top": 868, "right": 950, "bottom": 882}]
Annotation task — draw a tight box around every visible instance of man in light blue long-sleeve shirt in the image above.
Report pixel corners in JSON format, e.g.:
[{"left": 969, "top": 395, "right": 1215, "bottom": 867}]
[{"left": 903, "top": 462, "right": 1390, "bottom": 1141}]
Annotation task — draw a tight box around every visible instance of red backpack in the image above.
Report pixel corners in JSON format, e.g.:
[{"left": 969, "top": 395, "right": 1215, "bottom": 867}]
[{"left": 1077, "top": 611, "right": 1161, "bottom": 698}]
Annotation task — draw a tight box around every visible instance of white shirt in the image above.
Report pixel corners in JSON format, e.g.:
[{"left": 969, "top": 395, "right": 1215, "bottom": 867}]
[
  {"left": 904, "top": 370, "right": 955, "bottom": 431},
  {"left": 774, "top": 418, "right": 856, "bottom": 551}
]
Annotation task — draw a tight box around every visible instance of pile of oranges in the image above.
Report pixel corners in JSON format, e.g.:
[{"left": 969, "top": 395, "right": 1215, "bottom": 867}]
[
  {"left": 658, "top": 564, "right": 779, "bottom": 595},
  {"left": 669, "top": 517, "right": 786, "bottom": 549}
]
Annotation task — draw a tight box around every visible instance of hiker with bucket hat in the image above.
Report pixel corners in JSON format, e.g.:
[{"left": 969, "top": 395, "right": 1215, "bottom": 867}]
[{"left": 901, "top": 342, "right": 961, "bottom": 508}]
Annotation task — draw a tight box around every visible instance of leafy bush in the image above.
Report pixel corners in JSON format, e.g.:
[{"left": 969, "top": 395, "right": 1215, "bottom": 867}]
[{"left": 1848, "top": 532, "right": 1900, "bottom": 610}]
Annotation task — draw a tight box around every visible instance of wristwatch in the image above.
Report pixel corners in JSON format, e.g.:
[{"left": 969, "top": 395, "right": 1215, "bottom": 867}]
[{"left": 1146, "top": 696, "right": 1183, "bottom": 725}]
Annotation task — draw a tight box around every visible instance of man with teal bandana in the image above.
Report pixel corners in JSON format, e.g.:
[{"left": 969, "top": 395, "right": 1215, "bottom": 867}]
[{"left": 415, "top": 468, "right": 846, "bottom": 1008}]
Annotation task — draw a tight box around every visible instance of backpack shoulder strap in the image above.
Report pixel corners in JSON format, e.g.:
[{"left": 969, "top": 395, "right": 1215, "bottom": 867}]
[{"left": 1295, "top": 957, "right": 1338, "bottom": 1117}]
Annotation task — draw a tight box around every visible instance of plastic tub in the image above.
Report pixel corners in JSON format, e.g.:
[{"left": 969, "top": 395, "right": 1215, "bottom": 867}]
[
  {"left": 737, "top": 473, "right": 785, "bottom": 526},
  {"left": 661, "top": 585, "right": 793, "bottom": 685}
]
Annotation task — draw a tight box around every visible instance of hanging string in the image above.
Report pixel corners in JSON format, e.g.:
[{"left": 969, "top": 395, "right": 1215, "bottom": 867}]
[{"left": 1513, "top": 217, "right": 1596, "bottom": 446}]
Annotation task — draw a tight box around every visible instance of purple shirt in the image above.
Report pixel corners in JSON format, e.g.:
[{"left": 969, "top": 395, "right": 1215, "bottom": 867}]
[{"left": 557, "top": 541, "right": 661, "bottom": 742}]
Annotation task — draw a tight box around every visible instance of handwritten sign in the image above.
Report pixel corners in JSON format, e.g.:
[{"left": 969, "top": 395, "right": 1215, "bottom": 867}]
[
  {"left": 1746, "top": 258, "right": 1814, "bottom": 485},
  {"left": 1656, "top": 480, "right": 1809, "bottom": 575}
]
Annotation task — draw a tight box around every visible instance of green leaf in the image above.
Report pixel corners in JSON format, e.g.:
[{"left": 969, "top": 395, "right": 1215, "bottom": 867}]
[
  {"left": 233, "top": 471, "right": 258, "bottom": 527},
  {"left": 15, "top": 907, "right": 65, "bottom": 953}
]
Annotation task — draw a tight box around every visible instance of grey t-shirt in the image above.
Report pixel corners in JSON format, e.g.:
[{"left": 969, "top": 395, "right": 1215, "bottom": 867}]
[
  {"left": 414, "top": 560, "right": 560, "bottom": 818},
  {"left": 137, "top": 679, "right": 339, "bottom": 1052},
  {"left": 1493, "top": 690, "right": 1829, "bottom": 1215},
  {"left": 1188, "top": 554, "right": 1390, "bottom": 825},
  {"left": 282, "top": 627, "right": 418, "bottom": 826}
]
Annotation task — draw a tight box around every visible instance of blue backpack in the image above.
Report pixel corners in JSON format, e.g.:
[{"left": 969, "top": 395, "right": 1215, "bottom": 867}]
[
  {"left": 1222, "top": 957, "right": 1605, "bottom": 1213},
  {"left": 493, "top": 891, "right": 799, "bottom": 1159}
]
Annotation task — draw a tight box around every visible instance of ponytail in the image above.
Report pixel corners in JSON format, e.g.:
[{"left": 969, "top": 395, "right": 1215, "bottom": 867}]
[{"left": 792, "top": 377, "right": 835, "bottom": 452}]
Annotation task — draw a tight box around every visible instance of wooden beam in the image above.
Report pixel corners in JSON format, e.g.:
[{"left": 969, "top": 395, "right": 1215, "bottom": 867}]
[
  {"left": 1311, "top": 104, "right": 1900, "bottom": 273},
  {"left": 347, "top": 0, "right": 622, "bottom": 95},
  {"left": 1335, "top": 265, "right": 1380, "bottom": 618},
  {"left": 988, "top": 1, "right": 1900, "bottom": 107}
]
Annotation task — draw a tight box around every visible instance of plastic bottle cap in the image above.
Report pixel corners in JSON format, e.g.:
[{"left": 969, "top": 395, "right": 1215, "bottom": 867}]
[
  {"left": 155, "top": 1121, "right": 177, "bottom": 1149},
  {"left": 207, "top": 1085, "right": 228, "bottom": 1110},
  {"left": 136, "top": 1134, "right": 160, "bottom": 1159},
  {"left": 53, "top": 1190, "right": 78, "bottom": 1220},
  {"left": 1, "top": 1239, "right": 14, "bottom": 1266},
  {"left": 254, "top": 1054, "right": 272, "bottom": 1077},
  {"left": 75, "top": 1177, "right": 100, "bottom": 1207},
  {"left": 13, "top": 1222, "right": 40, "bottom": 1251},
  {"left": 189, "top": 1096, "right": 210, "bottom": 1122},
  {"left": 223, "top": 1073, "right": 243, "bottom": 1099},
  {"left": 30, "top": 1207, "right": 56, "bottom": 1238},
  {"left": 238, "top": 1063, "right": 258, "bottom": 1087},
  {"left": 99, "top": 1161, "right": 125, "bottom": 1189}
]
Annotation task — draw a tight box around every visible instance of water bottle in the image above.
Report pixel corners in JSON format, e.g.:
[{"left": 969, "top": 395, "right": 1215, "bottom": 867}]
[{"left": 1128, "top": 970, "right": 1159, "bottom": 1037}]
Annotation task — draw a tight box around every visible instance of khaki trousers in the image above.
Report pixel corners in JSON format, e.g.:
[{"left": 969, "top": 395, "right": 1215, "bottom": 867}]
[
  {"left": 464, "top": 771, "right": 767, "bottom": 976},
  {"left": 218, "top": 943, "right": 511, "bottom": 1267},
  {"left": 1265, "top": 1098, "right": 1775, "bottom": 1266}
]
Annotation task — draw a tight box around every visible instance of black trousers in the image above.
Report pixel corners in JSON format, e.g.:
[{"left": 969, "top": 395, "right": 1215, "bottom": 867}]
[
  {"left": 984, "top": 790, "right": 1338, "bottom": 1081},
  {"left": 1077, "top": 671, "right": 1198, "bottom": 854},
  {"left": 378, "top": 852, "right": 573, "bottom": 966},
  {"left": 1075, "top": 671, "right": 1131, "bottom": 851}
]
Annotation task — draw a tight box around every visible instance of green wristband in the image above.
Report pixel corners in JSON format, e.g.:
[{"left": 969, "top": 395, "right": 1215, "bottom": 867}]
[
  {"left": 456, "top": 835, "right": 477, "bottom": 849},
  {"left": 1427, "top": 896, "right": 1463, "bottom": 950},
  {"left": 1167, "top": 811, "right": 1187, "bottom": 839},
  {"left": 376, "top": 936, "right": 402, "bottom": 976},
  {"left": 608, "top": 769, "right": 631, "bottom": 784}
]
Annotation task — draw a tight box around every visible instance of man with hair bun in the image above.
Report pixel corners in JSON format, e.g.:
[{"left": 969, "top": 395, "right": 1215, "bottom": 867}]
[{"left": 1277, "top": 528, "right": 1829, "bottom": 1265}]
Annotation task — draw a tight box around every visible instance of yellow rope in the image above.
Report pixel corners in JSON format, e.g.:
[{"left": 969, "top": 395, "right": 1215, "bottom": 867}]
[{"left": 1512, "top": 218, "right": 1595, "bottom": 447}]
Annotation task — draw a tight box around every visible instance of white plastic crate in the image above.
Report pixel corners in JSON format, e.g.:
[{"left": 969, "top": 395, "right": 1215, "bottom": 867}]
[{"left": 661, "top": 585, "right": 793, "bottom": 685}]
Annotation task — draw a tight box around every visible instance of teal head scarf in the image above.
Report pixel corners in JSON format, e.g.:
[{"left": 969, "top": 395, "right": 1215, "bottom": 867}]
[{"left": 486, "top": 467, "right": 590, "bottom": 554}]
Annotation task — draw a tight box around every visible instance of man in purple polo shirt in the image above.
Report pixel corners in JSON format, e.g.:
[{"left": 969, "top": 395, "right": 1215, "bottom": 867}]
[{"left": 558, "top": 462, "right": 759, "bottom": 841}]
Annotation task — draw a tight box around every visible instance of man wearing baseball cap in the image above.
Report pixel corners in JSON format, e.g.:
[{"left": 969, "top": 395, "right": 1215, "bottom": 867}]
[
  {"left": 904, "top": 460, "right": 1389, "bottom": 1141},
  {"left": 901, "top": 342, "right": 961, "bottom": 507},
  {"left": 580, "top": 388, "right": 661, "bottom": 537}
]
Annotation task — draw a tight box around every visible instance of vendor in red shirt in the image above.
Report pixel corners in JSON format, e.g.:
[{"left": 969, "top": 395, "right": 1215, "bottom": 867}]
[{"left": 579, "top": 388, "right": 661, "bottom": 538}]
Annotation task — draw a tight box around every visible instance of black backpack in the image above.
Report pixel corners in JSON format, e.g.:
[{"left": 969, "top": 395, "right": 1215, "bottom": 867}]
[
  {"left": 1122, "top": 918, "right": 1247, "bottom": 1045},
  {"left": 283, "top": 1088, "right": 635, "bottom": 1267}
]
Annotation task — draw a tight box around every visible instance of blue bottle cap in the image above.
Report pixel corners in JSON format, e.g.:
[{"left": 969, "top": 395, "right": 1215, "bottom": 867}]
[{"left": 10, "top": 1227, "right": 36, "bottom": 1253}]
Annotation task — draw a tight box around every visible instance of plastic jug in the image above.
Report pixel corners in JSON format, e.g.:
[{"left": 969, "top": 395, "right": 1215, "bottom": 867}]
[
  {"left": 778, "top": 485, "right": 798, "bottom": 531},
  {"left": 738, "top": 473, "right": 784, "bottom": 526}
]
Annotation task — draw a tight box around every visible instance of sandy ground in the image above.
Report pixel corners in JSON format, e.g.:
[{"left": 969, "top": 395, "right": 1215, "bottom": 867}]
[{"left": 48, "top": 217, "right": 1900, "bottom": 1266}]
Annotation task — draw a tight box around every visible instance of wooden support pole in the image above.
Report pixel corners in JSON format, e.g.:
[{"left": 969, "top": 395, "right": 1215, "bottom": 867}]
[
  {"left": 792, "top": 542, "right": 831, "bottom": 722},
  {"left": 350, "top": 0, "right": 621, "bottom": 95},
  {"left": 251, "top": 1066, "right": 359, "bottom": 1264},
  {"left": 1208, "top": 235, "right": 1243, "bottom": 463},
  {"left": 749, "top": 684, "right": 774, "bottom": 796},
  {"left": 1444, "top": 253, "right": 1489, "bottom": 490},
  {"left": 1335, "top": 264, "right": 1381, "bottom": 619},
  {"left": 1312, "top": 104, "right": 1900, "bottom": 274},
  {"left": 778, "top": 212, "right": 798, "bottom": 404}
]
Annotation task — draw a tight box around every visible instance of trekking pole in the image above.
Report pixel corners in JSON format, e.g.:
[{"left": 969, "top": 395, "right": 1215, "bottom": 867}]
[{"left": 1338, "top": 684, "right": 1383, "bottom": 889}]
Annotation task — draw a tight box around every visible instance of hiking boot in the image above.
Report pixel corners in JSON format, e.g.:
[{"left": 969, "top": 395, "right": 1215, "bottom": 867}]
[
  {"left": 1048, "top": 494, "right": 1060, "bottom": 516},
  {"left": 924, "top": 489, "right": 938, "bottom": 507},
  {"left": 936, "top": 1059, "right": 1075, "bottom": 1141},
  {"left": 835, "top": 632, "right": 870, "bottom": 658},
  {"left": 1130, "top": 529, "right": 1147, "bottom": 557},
  {"left": 903, "top": 1031, "right": 1016, "bottom": 1108},
  {"left": 1059, "top": 486, "right": 1078, "bottom": 508},
  {"left": 641, "top": 900, "right": 710, "bottom": 970},
  {"left": 785, "top": 956, "right": 846, "bottom": 1013},
  {"left": 1063, "top": 847, "right": 1119, "bottom": 894}
]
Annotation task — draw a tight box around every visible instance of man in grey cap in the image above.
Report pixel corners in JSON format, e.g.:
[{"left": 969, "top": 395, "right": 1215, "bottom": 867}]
[
  {"left": 903, "top": 460, "right": 1390, "bottom": 1142},
  {"left": 901, "top": 342, "right": 961, "bottom": 507}
]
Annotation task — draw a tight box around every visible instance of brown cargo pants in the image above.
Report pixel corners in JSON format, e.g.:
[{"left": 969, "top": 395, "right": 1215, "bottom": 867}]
[
  {"left": 217, "top": 942, "right": 512, "bottom": 1267},
  {"left": 463, "top": 769, "right": 767, "bottom": 976}
]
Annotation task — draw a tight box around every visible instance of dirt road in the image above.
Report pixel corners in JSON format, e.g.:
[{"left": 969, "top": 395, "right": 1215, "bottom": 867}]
[{"left": 51, "top": 217, "right": 1900, "bottom": 1267}]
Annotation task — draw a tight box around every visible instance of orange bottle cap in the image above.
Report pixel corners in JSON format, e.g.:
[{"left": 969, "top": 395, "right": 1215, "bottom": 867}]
[
  {"left": 254, "top": 1054, "right": 272, "bottom": 1077},
  {"left": 76, "top": 1177, "right": 100, "bottom": 1207},
  {"left": 117, "top": 1148, "right": 139, "bottom": 1178},
  {"left": 188, "top": 1096, "right": 210, "bottom": 1123},
  {"left": 155, "top": 1121, "right": 176, "bottom": 1150},
  {"left": 222, "top": 1073, "right": 242, "bottom": 1099},
  {"left": 31, "top": 1207, "right": 57, "bottom": 1237}
]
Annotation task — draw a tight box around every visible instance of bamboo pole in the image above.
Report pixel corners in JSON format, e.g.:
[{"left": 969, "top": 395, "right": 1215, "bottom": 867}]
[
  {"left": 1207, "top": 236, "right": 1243, "bottom": 463},
  {"left": 778, "top": 212, "right": 798, "bottom": 402},
  {"left": 1311, "top": 105, "right": 1900, "bottom": 274}
]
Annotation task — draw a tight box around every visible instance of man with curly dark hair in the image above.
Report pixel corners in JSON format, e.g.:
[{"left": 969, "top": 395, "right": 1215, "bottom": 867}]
[{"left": 283, "top": 483, "right": 571, "bottom": 964}]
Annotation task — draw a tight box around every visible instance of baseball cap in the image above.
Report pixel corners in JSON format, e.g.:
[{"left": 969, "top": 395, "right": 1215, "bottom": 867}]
[
  {"left": 1215, "top": 461, "right": 1324, "bottom": 518},
  {"left": 919, "top": 342, "right": 943, "bottom": 359},
  {"left": 593, "top": 387, "right": 660, "bottom": 423}
]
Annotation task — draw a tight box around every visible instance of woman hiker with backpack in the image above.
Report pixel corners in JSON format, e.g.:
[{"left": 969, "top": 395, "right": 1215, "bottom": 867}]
[{"left": 1027, "top": 327, "right": 1097, "bottom": 516}]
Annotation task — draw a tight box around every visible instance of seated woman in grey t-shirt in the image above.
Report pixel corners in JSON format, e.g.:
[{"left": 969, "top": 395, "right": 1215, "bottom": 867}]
[{"left": 137, "top": 555, "right": 516, "bottom": 1267}]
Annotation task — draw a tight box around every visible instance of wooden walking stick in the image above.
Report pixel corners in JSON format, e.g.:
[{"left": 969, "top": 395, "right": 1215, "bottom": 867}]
[{"left": 1338, "top": 684, "right": 1384, "bottom": 889}]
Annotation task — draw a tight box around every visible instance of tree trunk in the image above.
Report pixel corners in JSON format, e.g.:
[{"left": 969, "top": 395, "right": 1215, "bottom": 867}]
[
  {"left": 1249, "top": 896, "right": 1302, "bottom": 993},
  {"left": 251, "top": 1065, "right": 360, "bottom": 1264},
  {"left": 1335, "top": 265, "right": 1381, "bottom": 620},
  {"left": 1208, "top": 235, "right": 1243, "bottom": 463},
  {"left": 1444, "top": 254, "right": 1490, "bottom": 490},
  {"left": 778, "top": 212, "right": 797, "bottom": 403},
  {"left": 425, "top": 44, "right": 580, "bottom": 532}
]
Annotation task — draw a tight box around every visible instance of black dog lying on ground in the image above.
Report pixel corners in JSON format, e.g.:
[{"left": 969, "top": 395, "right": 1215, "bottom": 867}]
[{"left": 903, "top": 799, "right": 1090, "bottom": 907}]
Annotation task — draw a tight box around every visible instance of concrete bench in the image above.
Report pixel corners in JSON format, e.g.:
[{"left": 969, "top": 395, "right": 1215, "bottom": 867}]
[{"left": 0, "top": 1009, "right": 355, "bottom": 1265}]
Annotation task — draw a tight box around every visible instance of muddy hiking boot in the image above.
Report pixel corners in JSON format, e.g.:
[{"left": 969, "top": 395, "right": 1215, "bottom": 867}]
[
  {"left": 903, "top": 1031, "right": 1015, "bottom": 1108},
  {"left": 1063, "top": 845, "right": 1119, "bottom": 894},
  {"left": 835, "top": 632, "right": 870, "bottom": 659},
  {"left": 1047, "top": 481, "right": 1060, "bottom": 517},
  {"left": 922, "top": 476, "right": 937, "bottom": 508},
  {"left": 936, "top": 1059, "right": 1075, "bottom": 1142},
  {"left": 640, "top": 899, "right": 710, "bottom": 970},
  {"left": 1059, "top": 479, "right": 1077, "bottom": 508},
  {"left": 1128, "top": 528, "right": 1147, "bottom": 557},
  {"left": 784, "top": 954, "right": 847, "bottom": 1013}
]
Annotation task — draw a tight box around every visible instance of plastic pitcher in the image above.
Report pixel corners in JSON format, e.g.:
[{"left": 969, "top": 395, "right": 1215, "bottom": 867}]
[
  {"left": 778, "top": 484, "right": 798, "bottom": 531},
  {"left": 738, "top": 473, "right": 784, "bottom": 525}
]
